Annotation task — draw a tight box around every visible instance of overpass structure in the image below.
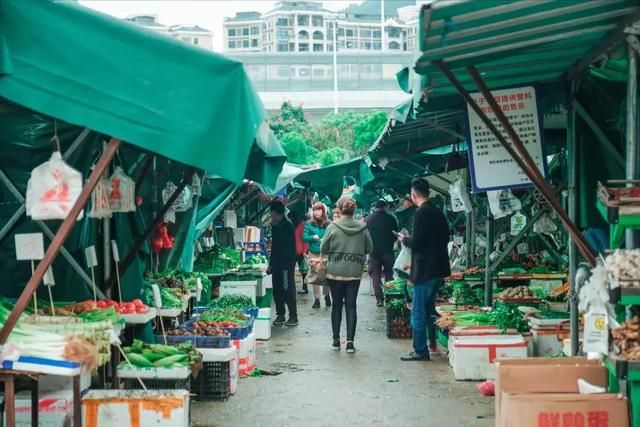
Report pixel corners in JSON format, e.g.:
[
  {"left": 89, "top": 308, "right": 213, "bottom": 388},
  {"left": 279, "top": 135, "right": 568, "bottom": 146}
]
[{"left": 227, "top": 51, "right": 413, "bottom": 119}]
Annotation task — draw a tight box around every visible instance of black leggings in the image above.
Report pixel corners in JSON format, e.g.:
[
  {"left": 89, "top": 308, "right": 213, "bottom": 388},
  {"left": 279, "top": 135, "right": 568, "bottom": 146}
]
[{"left": 328, "top": 279, "right": 360, "bottom": 342}]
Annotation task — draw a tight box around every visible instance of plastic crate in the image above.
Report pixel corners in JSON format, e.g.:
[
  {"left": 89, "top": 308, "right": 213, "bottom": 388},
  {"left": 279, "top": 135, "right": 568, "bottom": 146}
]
[
  {"left": 386, "top": 307, "right": 412, "bottom": 339},
  {"left": 190, "top": 361, "right": 231, "bottom": 401},
  {"left": 123, "top": 377, "right": 191, "bottom": 391},
  {"left": 180, "top": 319, "right": 254, "bottom": 340},
  {"left": 155, "top": 333, "right": 231, "bottom": 349}
]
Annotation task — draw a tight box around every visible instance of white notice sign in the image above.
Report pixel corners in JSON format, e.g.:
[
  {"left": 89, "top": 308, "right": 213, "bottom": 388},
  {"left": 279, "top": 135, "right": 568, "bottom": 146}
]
[
  {"left": 466, "top": 86, "right": 546, "bottom": 192},
  {"left": 15, "top": 233, "right": 45, "bottom": 260}
]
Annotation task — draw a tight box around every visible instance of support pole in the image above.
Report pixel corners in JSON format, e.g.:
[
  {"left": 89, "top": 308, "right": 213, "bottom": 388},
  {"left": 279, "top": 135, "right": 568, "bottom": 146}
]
[
  {"left": 0, "top": 138, "right": 121, "bottom": 344},
  {"left": 465, "top": 210, "right": 473, "bottom": 268},
  {"left": 107, "top": 168, "right": 197, "bottom": 287},
  {"left": 567, "top": 87, "right": 580, "bottom": 357},
  {"left": 484, "top": 204, "right": 494, "bottom": 307},
  {"left": 433, "top": 60, "right": 595, "bottom": 265},
  {"left": 102, "top": 141, "right": 112, "bottom": 293},
  {"left": 626, "top": 37, "right": 638, "bottom": 249}
]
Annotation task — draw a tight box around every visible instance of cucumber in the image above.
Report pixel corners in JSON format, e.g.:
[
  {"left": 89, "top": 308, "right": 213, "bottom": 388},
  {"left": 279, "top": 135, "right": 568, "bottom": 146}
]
[
  {"left": 150, "top": 344, "right": 181, "bottom": 356},
  {"left": 142, "top": 350, "right": 166, "bottom": 363},
  {"left": 127, "top": 353, "right": 154, "bottom": 368},
  {"left": 153, "top": 354, "right": 187, "bottom": 367},
  {"left": 122, "top": 346, "right": 134, "bottom": 354}
]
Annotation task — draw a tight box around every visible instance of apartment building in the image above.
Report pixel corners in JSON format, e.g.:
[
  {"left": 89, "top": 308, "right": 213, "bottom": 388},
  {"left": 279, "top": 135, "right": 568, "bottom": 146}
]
[
  {"left": 126, "top": 15, "right": 213, "bottom": 50},
  {"left": 222, "top": 0, "right": 417, "bottom": 53}
]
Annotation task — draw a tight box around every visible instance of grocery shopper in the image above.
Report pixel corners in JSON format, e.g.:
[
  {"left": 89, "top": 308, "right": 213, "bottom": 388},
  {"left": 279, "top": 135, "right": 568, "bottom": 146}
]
[
  {"left": 268, "top": 200, "right": 299, "bottom": 327},
  {"left": 365, "top": 200, "right": 399, "bottom": 307},
  {"left": 321, "top": 198, "right": 373, "bottom": 354},
  {"left": 332, "top": 206, "right": 342, "bottom": 221},
  {"left": 398, "top": 179, "right": 450, "bottom": 361},
  {"left": 289, "top": 210, "right": 310, "bottom": 295},
  {"left": 303, "top": 202, "right": 331, "bottom": 309}
]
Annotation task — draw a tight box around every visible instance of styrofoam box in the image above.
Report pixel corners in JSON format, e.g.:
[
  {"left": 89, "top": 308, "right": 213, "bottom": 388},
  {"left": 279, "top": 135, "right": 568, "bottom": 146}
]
[
  {"left": 447, "top": 326, "right": 519, "bottom": 367},
  {"left": 231, "top": 333, "right": 256, "bottom": 375},
  {"left": 5, "top": 389, "right": 73, "bottom": 427},
  {"left": 220, "top": 280, "right": 257, "bottom": 304},
  {"left": 261, "top": 274, "right": 272, "bottom": 290},
  {"left": 82, "top": 390, "right": 189, "bottom": 427},
  {"left": 254, "top": 308, "right": 272, "bottom": 341},
  {"left": 39, "top": 373, "right": 92, "bottom": 393},
  {"left": 117, "top": 366, "right": 191, "bottom": 379},
  {"left": 451, "top": 335, "right": 527, "bottom": 380},
  {"left": 531, "top": 324, "right": 573, "bottom": 357}
]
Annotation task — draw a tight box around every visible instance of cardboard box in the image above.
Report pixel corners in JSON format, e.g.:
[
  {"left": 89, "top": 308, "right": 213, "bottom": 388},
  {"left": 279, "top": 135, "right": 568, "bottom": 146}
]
[
  {"left": 495, "top": 357, "right": 607, "bottom": 423},
  {"left": 499, "top": 393, "right": 628, "bottom": 427}
]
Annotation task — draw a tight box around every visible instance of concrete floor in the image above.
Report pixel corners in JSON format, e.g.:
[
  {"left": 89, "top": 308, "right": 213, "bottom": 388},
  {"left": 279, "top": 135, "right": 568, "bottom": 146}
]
[{"left": 192, "top": 279, "right": 494, "bottom": 427}]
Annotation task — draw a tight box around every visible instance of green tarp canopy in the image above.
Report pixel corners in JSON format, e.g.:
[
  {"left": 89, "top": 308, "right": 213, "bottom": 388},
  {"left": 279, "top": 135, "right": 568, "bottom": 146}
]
[
  {"left": 294, "top": 157, "right": 374, "bottom": 203},
  {"left": 0, "top": 0, "right": 274, "bottom": 184}
]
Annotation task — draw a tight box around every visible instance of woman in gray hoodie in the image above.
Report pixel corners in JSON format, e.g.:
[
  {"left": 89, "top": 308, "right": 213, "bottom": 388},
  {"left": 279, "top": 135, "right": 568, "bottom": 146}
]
[{"left": 321, "top": 197, "right": 373, "bottom": 353}]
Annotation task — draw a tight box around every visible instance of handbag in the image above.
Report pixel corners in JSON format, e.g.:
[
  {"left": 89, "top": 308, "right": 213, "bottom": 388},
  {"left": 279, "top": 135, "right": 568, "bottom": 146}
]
[{"left": 306, "top": 254, "right": 328, "bottom": 286}]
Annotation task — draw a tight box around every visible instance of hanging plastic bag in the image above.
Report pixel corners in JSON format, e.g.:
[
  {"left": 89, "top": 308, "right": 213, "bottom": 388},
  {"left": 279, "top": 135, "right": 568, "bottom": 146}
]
[
  {"left": 449, "top": 178, "right": 472, "bottom": 213},
  {"left": 89, "top": 178, "right": 112, "bottom": 219},
  {"left": 533, "top": 211, "right": 557, "bottom": 234},
  {"left": 191, "top": 174, "right": 202, "bottom": 197},
  {"left": 510, "top": 211, "right": 527, "bottom": 236},
  {"left": 108, "top": 167, "right": 136, "bottom": 213},
  {"left": 26, "top": 151, "right": 84, "bottom": 221},
  {"left": 393, "top": 245, "right": 412, "bottom": 279},
  {"left": 487, "top": 190, "right": 522, "bottom": 219},
  {"left": 162, "top": 181, "right": 193, "bottom": 223}
]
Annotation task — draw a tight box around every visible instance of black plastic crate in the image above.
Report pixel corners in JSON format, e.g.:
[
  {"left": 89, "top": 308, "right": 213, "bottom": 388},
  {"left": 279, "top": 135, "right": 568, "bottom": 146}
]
[
  {"left": 123, "top": 377, "right": 191, "bottom": 391},
  {"left": 155, "top": 333, "right": 231, "bottom": 349},
  {"left": 386, "top": 307, "right": 412, "bottom": 339},
  {"left": 190, "top": 361, "right": 231, "bottom": 401}
]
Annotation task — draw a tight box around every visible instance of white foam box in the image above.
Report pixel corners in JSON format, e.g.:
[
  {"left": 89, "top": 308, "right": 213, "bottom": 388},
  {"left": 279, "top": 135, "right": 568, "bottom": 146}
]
[
  {"left": 530, "top": 324, "right": 575, "bottom": 357},
  {"left": 451, "top": 335, "right": 528, "bottom": 380},
  {"left": 231, "top": 333, "right": 256, "bottom": 375},
  {"left": 254, "top": 307, "right": 272, "bottom": 341},
  {"left": 261, "top": 274, "right": 272, "bottom": 290},
  {"left": 82, "top": 390, "right": 189, "bottom": 427},
  {"left": 5, "top": 389, "right": 73, "bottom": 427},
  {"left": 447, "top": 326, "right": 518, "bottom": 367},
  {"left": 39, "top": 373, "right": 92, "bottom": 393},
  {"left": 220, "top": 280, "right": 257, "bottom": 304}
]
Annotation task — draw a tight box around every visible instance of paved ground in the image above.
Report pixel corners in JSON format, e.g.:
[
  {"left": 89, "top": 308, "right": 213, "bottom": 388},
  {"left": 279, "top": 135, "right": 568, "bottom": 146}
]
[{"left": 192, "top": 279, "right": 494, "bottom": 427}]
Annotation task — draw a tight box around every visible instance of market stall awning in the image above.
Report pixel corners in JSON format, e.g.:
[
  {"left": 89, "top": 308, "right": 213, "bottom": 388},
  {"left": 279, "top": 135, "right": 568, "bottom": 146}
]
[
  {"left": 294, "top": 157, "right": 373, "bottom": 202},
  {"left": 0, "top": 0, "right": 269, "bottom": 184},
  {"left": 414, "top": 0, "right": 640, "bottom": 95}
]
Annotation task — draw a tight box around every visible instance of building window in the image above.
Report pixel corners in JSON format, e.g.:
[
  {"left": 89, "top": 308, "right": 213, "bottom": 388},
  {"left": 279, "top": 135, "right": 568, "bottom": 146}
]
[
  {"left": 373, "top": 42, "right": 381, "bottom": 50},
  {"left": 276, "top": 43, "right": 288, "bottom": 52},
  {"left": 312, "top": 67, "right": 325, "bottom": 78},
  {"left": 299, "top": 43, "right": 309, "bottom": 52},
  {"left": 312, "top": 15, "right": 323, "bottom": 27},
  {"left": 243, "top": 40, "right": 250, "bottom": 48},
  {"left": 251, "top": 39, "right": 258, "bottom": 47},
  {"left": 276, "top": 65, "right": 289, "bottom": 79},
  {"left": 251, "top": 26, "right": 259, "bottom": 35},
  {"left": 313, "top": 43, "right": 323, "bottom": 52},
  {"left": 276, "top": 30, "right": 289, "bottom": 40},
  {"left": 298, "top": 66, "right": 310, "bottom": 78},
  {"left": 373, "top": 30, "right": 381, "bottom": 38},
  {"left": 242, "top": 28, "right": 249, "bottom": 36},
  {"left": 229, "top": 40, "right": 236, "bottom": 49},
  {"left": 289, "top": 42, "right": 295, "bottom": 51},
  {"left": 388, "top": 41, "right": 401, "bottom": 50},
  {"left": 298, "top": 30, "right": 309, "bottom": 40},
  {"left": 193, "top": 38, "right": 199, "bottom": 45},
  {"left": 297, "top": 15, "right": 309, "bottom": 26},
  {"left": 346, "top": 29, "right": 354, "bottom": 37},
  {"left": 276, "top": 18, "right": 289, "bottom": 27},
  {"left": 364, "top": 42, "right": 371, "bottom": 50},
  {"left": 388, "top": 27, "right": 401, "bottom": 38},
  {"left": 361, "top": 29, "right": 372, "bottom": 38},
  {"left": 313, "top": 31, "right": 323, "bottom": 40},
  {"left": 346, "top": 41, "right": 355, "bottom": 49},
  {"left": 181, "top": 37, "right": 191, "bottom": 43},
  {"left": 228, "top": 28, "right": 236, "bottom": 37},
  {"left": 338, "top": 28, "right": 345, "bottom": 36}
]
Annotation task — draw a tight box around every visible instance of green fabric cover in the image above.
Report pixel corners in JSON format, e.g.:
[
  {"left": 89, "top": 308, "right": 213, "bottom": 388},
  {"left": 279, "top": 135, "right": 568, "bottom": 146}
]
[{"left": 0, "top": 0, "right": 266, "bottom": 184}]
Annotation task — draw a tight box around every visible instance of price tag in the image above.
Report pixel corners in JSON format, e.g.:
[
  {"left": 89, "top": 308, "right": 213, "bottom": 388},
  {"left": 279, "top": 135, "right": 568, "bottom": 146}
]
[
  {"left": 499, "top": 233, "right": 508, "bottom": 243},
  {"left": 151, "top": 284, "right": 162, "bottom": 309},
  {"left": 85, "top": 246, "right": 98, "bottom": 268},
  {"left": 111, "top": 240, "right": 120, "bottom": 262},
  {"left": 196, "top": 277, "right": 203, "bottom": 302},
  {"left": 15, "top": 233, "right": 44, "bottom": 260},
  {"left": 453, "top": 235, "right": 464, "bottom": 246},
  {"left": 43, "top": 267, "right": 55, "bottom": 287},
  {"left": 517, "top": 243, "right": 529, "bottom": 255}
]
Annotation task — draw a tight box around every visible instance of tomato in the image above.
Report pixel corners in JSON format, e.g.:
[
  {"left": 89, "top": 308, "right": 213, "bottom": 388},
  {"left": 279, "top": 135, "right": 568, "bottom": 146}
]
[
  {"left": 96, "top": 300, "right": 107, "bottom": 309},
  {"left": 132, "top": 299, "right": 144, "bottom": 307},
  {"left": 106, "top": 300, "right": 116, "bottom": 307},
  {"left": 136, "top": 306, "right": 149, "bottom": 314}
]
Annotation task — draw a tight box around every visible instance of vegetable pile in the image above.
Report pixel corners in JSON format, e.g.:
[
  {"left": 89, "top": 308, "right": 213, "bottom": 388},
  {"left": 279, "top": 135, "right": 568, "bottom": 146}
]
[
  {"left": 194, "top": 246, "right": 241, "bottom": 274},
  {"left": 245, "top": 254, "right": 268, "bottom": 265},
  {"left": 451, "top": 280, "right": 482, "bottom": 306},
  {"left": 386, "top": 299, "right": 412, "bottom": 339},
  {"left": 436, "top": 309, "right": 491, "bottom": 331},
  {"left": 167, "top": 327, "right": 228, "bottom": 337},
  {"left": 195, "top": 308, "right": 249, "bottom": 328},
  {"left": 120, "top": 340, "right": 202, "bottom": 369},
  {"left": 612, "top": 317, "right": 640, "bottom": 360},
  {"left": 97, "top": 299, "right": 150, "bottom": 315},
  {"left": 497, "top": 286, "right": 536, "bottom": 300},
  {"left": 208, "top": 294, "right": 256, "bottom": 311},
  {"left": 489, "top": 303, "right": 530, "bottom": 333}
]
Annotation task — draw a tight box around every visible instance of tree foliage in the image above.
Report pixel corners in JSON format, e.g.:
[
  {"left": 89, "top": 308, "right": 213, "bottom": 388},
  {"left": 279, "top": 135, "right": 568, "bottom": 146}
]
[{"left": 268, "top": 101, "right": 388, "bottom": 166}]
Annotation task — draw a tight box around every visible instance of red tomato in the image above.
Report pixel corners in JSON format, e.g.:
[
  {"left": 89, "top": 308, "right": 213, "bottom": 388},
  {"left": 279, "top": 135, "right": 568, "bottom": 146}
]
[
  {"left": 132, "top": 299, "right": 144, "bottom": 307},
  {"left": 106, "top": 300, "right": 117, "bottom": 307},
  {"left": 136, "top": 306, "right": 149, "bottom": 314},
  {"left": 96, "top": 300, "right": 107, "bottom": 309}
]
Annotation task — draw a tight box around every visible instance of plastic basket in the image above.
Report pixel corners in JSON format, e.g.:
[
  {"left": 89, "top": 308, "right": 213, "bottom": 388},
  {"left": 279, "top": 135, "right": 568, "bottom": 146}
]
[
  {"left": 180, "top": 319, "right": 254, "bottom": 340},
  {"left": 190, "top": 361, "right": 230, "bottom": 401},
  {"left": 123, "top": 377, "right": 190, "bottom": 391},
  {"left": 155, "top": 333, "right": 231, "bottom": 349},
  {"left": 385, "top": 306, "right": 412, "bottom": 339}
]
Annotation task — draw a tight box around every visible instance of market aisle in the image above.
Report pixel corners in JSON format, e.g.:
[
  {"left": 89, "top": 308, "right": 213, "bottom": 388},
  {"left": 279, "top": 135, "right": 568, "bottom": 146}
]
[{"left": 192, "top": 278, "right": 493, "bottom": 427}]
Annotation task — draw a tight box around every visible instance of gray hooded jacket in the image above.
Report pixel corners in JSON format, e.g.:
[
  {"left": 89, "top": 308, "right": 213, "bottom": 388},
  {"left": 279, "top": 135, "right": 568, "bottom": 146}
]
[{"left": 320, "top": 217, "right": 373, "bottom": 280}]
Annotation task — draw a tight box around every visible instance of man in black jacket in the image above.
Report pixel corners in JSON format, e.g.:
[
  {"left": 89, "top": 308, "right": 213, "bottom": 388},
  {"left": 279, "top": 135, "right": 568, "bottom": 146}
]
[
  {"left": 399, "top": 179, "right": 451, "bottom": 361},
  {"left": 365, "top": 200, "right": 399, "bottom": 307},
  {"left": 268, "top": 200, "right": 298, "bottom": 327}
]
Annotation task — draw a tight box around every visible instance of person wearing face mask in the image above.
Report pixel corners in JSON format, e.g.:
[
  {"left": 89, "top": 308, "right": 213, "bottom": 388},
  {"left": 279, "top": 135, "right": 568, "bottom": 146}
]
[
  {"left": 303, "top": 202, "right": 332, "bottom": 309},
  {"left": 397, "top": 179, "right": 451, "bottom": 361},
  {"left": 332, "top": 207, "right": 342, "bottom": 221}
]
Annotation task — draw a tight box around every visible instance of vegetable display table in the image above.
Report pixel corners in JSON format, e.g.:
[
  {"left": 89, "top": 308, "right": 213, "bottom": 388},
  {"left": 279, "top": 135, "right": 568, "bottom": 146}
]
[{"left": 0, "top": 369, "right": 82, "bottom": 427}]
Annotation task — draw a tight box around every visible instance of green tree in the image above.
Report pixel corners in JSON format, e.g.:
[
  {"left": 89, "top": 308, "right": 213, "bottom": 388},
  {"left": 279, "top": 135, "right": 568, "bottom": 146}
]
[{"left": 280, "top": 132, "right": 318, "bottom": 165}]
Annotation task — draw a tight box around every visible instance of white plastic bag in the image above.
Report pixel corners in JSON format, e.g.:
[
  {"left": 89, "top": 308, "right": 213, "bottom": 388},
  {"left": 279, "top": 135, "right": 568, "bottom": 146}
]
[
  {"left": 449, "top": 178, "right": 472, "bottom": 213},
  {"left": 393, "top": 245, "right": 412, "bottom": 279},
  {"left": 533, "top": 212, "right": 558, "bottom": 234},
  {"left": 162, "top": 181, "right": 193, "bottom": 223},
  {"left": 583, "top": 310, "right": 609, "bottom": 355},
  {"left": 89, "top": 178, "right": 112, "bottom": 219},
  {"left": 26, "top": 151, "right": 84, "bottom": 220},
  {"left": 510, "top": 211, "right": 527, "bottom": 236},
  {"left": 108, "top": 167, "right": 136, "bottom": 213},
  {"left": 487, "top": 190, "right": 522, "bottom": 219}
]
